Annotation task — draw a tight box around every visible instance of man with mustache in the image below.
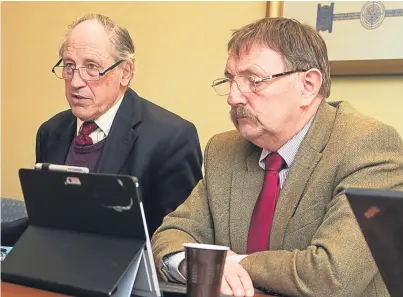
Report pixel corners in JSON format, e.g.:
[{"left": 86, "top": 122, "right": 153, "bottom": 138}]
[
  {"left": 2, "top": 13, "right": 203, "bottom": 245},
  {"left": 152, "top": 17, "right": 403, "bottom": 297}
]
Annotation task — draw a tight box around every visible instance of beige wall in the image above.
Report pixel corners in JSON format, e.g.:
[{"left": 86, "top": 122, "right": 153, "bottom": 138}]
[
  {"left": 332, "top": 76, "right": 402, "bottom": 130},
  {"left": 1, "top": 1, "right": 402, "bottom": 200}
]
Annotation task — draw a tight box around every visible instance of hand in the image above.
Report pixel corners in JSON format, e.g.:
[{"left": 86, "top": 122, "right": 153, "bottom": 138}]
[
  {"left": 226, "top": 250, "right": 237, "bottom": 257},
  {"left": 179, "top": 259, "right": 187, "bottom": 278},
  {"left": 221, "top": 259, "right": 254, "bottom": 297}
]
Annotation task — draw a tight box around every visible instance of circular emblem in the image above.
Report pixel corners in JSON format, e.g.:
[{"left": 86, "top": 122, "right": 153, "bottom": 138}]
[{"left": 360, "top": 1, "right": 386, "bottom": 29}]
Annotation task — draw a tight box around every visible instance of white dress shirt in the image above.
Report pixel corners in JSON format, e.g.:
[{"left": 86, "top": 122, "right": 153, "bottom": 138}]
[
  {"left": 164, "top": 116, "right": 314, "bottom": 283},
  {"left": 76, "top": 95, "right": 124, "bottom": 142}
]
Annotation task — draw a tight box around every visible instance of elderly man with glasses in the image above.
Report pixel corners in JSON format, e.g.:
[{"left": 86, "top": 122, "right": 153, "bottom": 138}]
[
  {"left": 2, "top": 13, "right": 203, "bottom": 245},
  {"left": 152, "top": 17, "right": 403, "bottom": 297}
]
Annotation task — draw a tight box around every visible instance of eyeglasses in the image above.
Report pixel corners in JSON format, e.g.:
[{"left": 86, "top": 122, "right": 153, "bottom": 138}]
[
  {"left": 51, "top": 59, "right": 124, "bottom": 81},
  {"left": 211, "top": 70, "right": 307, "bottom": 96}
]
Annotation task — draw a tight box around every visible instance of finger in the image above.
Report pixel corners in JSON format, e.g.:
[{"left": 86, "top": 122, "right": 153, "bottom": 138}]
[
  {"left": 239, "top": 273, "right": 254, "bottom": 297},
  {"left": 220, "top": 277, "right": 233, "bottom": 296},
  {"left": 226, "top": 250, "right": 236, "bottom": 257},
  {"left": 225, "top": 274, "right": 245, "bottom": 297},
  {"left": 178, "top": 260, "right": 187, "bottom": 277}
]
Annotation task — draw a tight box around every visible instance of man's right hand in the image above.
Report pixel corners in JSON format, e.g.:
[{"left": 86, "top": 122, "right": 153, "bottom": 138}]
[
  {"left": 178, "top": 253, "right": 254, "bottom": 297},
  {"left": 178, "top": 258, "right": 187, "bottom": 278},
  {"left": 221, "top": 259, "right": 254, "bottom": 297}
]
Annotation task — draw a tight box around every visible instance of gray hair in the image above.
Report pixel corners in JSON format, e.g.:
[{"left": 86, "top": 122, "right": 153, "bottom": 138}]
[{"left": 59, "top": 13, "right": 135, "bottom": 78}]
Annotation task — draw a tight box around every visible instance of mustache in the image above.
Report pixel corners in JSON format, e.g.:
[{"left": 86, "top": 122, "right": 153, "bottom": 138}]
[{"left": 230, "top": 106, "right": 257, "bottom": 123}]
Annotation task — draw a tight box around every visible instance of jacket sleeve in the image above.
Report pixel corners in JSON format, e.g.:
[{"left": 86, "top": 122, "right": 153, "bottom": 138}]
[
  {"left": 149, "top": 123, "right": 203, "bottom": 237},
  {"left": 35, "top": 124, "right": 45, "bottom": 163},
  {"left": 151, "top": 134, "right": 217, "bottom": 281}
]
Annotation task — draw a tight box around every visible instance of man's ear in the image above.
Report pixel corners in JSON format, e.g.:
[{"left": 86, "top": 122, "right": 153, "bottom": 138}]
[
  {"left": 300, "top": 68, "right": 322, "bottom": 107},
  {"left": 120, "top": 60, "right": 134, "bottom": 87}
]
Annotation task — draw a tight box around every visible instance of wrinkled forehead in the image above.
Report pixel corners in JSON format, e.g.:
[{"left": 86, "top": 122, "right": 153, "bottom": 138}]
[
  {"left": 63, "top": 41, "right": 110, "bottom": 64},
  {"left": 225, "top": 45, "right": 285, "bottom": 76},
  {"left": 62, "top": 20, "right": 112, "bottom": 62}
]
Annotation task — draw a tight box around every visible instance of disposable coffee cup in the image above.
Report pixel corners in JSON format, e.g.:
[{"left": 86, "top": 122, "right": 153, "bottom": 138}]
[{"left": 184, "top": 243, "right": 229, "bottom": 297}]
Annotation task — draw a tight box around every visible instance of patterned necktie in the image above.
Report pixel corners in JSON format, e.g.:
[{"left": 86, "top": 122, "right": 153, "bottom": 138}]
[
  {"left": 247, "top": 152, "right": 284, "bottom": 254},
  {"left": 75, "top": 121, "right": 98, "bottom": 146}
]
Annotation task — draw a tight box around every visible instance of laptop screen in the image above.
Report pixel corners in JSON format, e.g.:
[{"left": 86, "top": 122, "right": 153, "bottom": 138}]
[{"left": 346, "top": 188, "right": 403, "bottom": 297}]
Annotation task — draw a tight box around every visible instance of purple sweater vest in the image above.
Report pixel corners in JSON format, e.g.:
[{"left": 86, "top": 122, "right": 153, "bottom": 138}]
[{"left": 65, "top": 138, "right": 105, "bottom": 172}]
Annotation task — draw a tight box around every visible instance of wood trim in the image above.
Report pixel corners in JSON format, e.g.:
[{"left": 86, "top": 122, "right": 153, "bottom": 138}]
[
  {"left": 267, "top": 1, "right": 403, "bottom": 76},
  {"left": 330, "top": 59, "right": 403, "bottom": 76},
  {"left": 266, "top": 1, "right": 271, "bottom": 17},
  {"left": 1, "top": 282, "right": 275, "bottom": 297},
  {"left": 266, "top": 1, "right": 283, "bottom": 18}
]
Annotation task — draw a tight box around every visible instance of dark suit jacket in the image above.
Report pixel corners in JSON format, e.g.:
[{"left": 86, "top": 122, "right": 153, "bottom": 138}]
[{"left": 34, "top": 88, "right": 202, "bottom": 236}]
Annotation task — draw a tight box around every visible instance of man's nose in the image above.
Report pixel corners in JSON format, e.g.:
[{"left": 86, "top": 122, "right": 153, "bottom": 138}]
[
  {"left": 227, "top": 80, "right": 247, "bottom": 107},
  {"left": 70, "top": 69, "right": 87, "bottom": 88}
]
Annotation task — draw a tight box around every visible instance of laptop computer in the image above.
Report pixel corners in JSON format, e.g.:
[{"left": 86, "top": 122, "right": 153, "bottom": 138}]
[
  {"left": 1, "top": 169, "right": 161, "bottom": 297},
  {"left": 346, "top": 188, "right": 403, "bottom": 297}
]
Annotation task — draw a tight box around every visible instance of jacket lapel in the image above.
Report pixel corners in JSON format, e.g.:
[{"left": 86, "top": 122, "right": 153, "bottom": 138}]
[
  {"left": 229, "top": 142, "right": 264, "bottom": 254},
  {"left": 46, "top": 117, "right": 76, "bottom": 164},
  {"left": 96, "top": 89, "right": 141, "bottom": 174},
  {"left": 270, "top": 101, "right": 337, "bottom": 249}
]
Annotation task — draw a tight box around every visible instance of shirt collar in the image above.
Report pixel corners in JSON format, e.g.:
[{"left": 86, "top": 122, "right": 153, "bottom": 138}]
[
  {"left": 259, "top": 116, "right": 315, "bottom": 169},
  {"left": 76, "top": 94, "right": 124, "bottom": 136}
]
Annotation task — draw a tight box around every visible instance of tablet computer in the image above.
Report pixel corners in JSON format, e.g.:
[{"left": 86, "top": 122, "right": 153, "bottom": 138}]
[{"left": 2, "top": 169, "right": 161, "bottom": 297}]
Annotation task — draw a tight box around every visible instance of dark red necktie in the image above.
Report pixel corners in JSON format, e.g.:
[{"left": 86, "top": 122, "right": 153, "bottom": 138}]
[
  {"left": 247, "top": 152, "right": 284, "bottom": 254},
  {"left": 75, "top": 121, "right": 98, "bottom": 146}
]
